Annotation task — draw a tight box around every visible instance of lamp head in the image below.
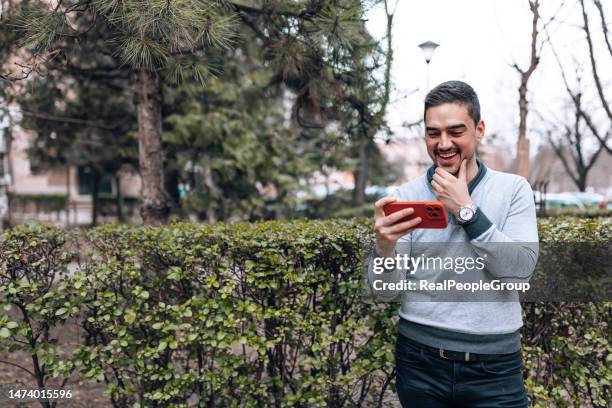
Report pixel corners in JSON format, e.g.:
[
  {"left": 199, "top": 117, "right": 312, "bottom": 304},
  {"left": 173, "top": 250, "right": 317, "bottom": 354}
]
[{"left": 418, "top": 41, "right": 440, "bottom": 64}]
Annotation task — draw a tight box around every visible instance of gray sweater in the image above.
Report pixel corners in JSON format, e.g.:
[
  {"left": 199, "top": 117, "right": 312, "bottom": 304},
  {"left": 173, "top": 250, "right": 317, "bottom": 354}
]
[{"left": 368, "top": 161, "right": 539, "bottom": 353}]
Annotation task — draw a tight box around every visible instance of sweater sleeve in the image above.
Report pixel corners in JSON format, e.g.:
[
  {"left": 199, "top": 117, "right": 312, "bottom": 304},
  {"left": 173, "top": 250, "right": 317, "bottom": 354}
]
[{"left": 463, "top": 177, "right": 539, "bottom": 281}]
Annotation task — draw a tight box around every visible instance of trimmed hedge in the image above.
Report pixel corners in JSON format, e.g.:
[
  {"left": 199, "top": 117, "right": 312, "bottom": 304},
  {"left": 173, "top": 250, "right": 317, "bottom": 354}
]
[{"left": 0, "top": 218, "right": 610, "bottom": 407}]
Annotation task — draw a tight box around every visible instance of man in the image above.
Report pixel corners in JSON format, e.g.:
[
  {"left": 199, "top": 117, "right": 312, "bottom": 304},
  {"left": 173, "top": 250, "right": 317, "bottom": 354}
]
[{"left": 369, "top": 81, "right": 538, "bottom": 407}]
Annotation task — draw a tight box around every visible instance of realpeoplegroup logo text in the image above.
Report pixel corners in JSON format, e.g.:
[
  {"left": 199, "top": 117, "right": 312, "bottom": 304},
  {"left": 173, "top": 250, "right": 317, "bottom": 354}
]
[{"left": 371, "top": 279, "right": 531, "bottom": 293}]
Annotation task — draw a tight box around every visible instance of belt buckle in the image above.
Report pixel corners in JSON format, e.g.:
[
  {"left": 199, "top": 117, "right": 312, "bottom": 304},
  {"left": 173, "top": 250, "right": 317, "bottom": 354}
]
[{"left": 439, "top": 349, "right": 471, "bottom": 361}]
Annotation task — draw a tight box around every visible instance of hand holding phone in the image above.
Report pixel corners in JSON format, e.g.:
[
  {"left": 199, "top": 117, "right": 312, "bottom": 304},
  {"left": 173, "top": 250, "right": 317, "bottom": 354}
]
[
  {"left": 374, "top": 198, "right": 449, "bottom": 258},
  {"left": 382, "top": 201, "right": 448, "bottom": 229},
  {"left": 374, "top": 197, "right": 422, "bottom": 257}
]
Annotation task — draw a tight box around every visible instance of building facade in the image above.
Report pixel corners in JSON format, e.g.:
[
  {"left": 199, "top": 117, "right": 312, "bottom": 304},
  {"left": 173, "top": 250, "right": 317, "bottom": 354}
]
[{"left": 1, "top": 123, "right": 141, "bottom": 226}]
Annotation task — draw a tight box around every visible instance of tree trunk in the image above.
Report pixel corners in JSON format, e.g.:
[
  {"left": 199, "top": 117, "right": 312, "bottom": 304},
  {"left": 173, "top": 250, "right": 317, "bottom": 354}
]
[
  {"left": 577, "top": 166, "right": 588, "bottom": 192},
  {"left": 201, "top": 155, "right": 221, "bottom": 223},
  {"left": 516, "top": 82, "right": 530, "bottom": 178},
  {"left": 164, "top": 164, "right": 180, "bottom": 216},
  {"left": 5, "top": 126, "right": 13, "bottom": 227},
  {"left": 115, "top": 173, "right": 124, "bottom": 222},
  {"left": 578, "top": 178, "right": 587, "bottom": 192},
  {"left": 91, "top": 170, "right": 100, "bottom": 227},
  {"left": 516, "top": 137, "right": 530, "bottom": 178},
  {"left": 65, "top": 165, "right": 71, "bottom": 226},
  {"left": 513, "top": 0, "right": 541, "bottom": 178},
  {"left": 352, "top": 136, "right": 368, "bottom": 205},
  {"left": 137, "top": 69, "right": 169, "bottom": 225}
]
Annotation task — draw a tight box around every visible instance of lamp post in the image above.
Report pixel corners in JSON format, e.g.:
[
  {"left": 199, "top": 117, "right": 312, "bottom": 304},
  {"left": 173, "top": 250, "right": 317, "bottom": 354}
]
[
  {"left": 418, "top": 40, "right": 439, "bottom": 92},
  {"left": 0, "top": 127, "right": 8, "bottom": 231}
]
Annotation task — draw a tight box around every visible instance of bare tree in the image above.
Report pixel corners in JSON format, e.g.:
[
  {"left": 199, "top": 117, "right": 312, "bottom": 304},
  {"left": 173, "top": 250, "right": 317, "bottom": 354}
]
[
  {"left": 542, "top": 0, "right": 612, "bottom": 157},
  {"left": 510, "top": 0, "right": 572, "bottom": 178},
  {"left": 542, "top": 72, "right": 609, "bottom": 191},
  {"left": 512, "top": 0, "right": 543, "bottom": 178},
  {"left": 579, "top": 0, "right": 612, "bottom": 153},
  {"left": 531, "top": 0, "right": 612, "bottom": 193}
]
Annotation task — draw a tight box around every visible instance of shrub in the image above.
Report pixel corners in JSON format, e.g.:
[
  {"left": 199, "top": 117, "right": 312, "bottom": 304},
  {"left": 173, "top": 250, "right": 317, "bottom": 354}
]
[
  {"left": 0, "top": 224, "right": 77, "bottom": 408},
  {"left": 0, "top": 217, "right": 610, "bottom": 407},
  {"left": 73, "top": 220, "right": 397, "bottom": 407},
  {"left": 522, "top": 217, "right": 611, "bottom": 407}
]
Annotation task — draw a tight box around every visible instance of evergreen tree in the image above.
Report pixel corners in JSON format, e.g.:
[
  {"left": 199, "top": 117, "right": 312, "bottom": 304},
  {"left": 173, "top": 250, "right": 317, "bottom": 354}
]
[
  {"left": 232, "top": 0, "right": 397, "bottom": 204},
  {"left": 17, "top": 0, "right": 237, "bottom": 225},
  {"left": 12, "top": 0, "right": 397, "bottom": 222},
  {"left": 161, "top": 37, "right": 350, "bottom": 221}
]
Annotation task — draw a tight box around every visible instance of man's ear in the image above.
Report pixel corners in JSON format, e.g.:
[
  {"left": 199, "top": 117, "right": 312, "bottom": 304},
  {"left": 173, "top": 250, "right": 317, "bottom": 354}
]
[{"left": 476, "top": 119, "right": 485, "bottom": 143}]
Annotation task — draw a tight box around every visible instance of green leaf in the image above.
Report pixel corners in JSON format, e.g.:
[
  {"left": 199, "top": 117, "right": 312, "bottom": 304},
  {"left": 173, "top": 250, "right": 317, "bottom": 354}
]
[
  {"left": 125, "top": 310, "right": 136, "bottom": 324},
  {"left": 55, "top": 308, "right": 68, "bottom": 317},
  {"left": 5, "top": 321, "right": 18, "bottom": 329}
]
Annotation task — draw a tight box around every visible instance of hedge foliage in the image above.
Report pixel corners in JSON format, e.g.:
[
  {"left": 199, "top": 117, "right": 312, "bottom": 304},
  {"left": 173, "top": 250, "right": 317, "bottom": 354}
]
[{"left": 0, "top": 217, "right": 610, "bottom": 407}]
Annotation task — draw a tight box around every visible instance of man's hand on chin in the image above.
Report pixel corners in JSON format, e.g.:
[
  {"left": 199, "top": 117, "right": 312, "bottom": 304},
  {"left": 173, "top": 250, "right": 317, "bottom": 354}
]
[{"left": 431, "top": 159, "right": 472, "bottom": 216}]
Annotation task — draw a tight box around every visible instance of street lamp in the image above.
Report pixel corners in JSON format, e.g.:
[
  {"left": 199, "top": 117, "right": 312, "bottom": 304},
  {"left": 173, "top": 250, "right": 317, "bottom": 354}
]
[
  {"left": 418, "top": 40, "right": 439, "bottom": 92},
  {"left": 418, "top": 41, "right": 439, "bottom": 64}
]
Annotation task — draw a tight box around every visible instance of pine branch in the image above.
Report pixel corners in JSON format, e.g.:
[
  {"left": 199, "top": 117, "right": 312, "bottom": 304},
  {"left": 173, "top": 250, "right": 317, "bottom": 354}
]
[{"left": 229, "top": 1, "right": 305, "bottom": 19}]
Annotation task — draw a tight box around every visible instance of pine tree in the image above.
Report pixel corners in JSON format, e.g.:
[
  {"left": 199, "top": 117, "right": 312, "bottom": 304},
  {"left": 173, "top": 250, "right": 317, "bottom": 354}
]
[
  {"left": 12, "top": 0, "right": 396, "bottom": 224},
  {"left": 17, "top": 0, "right": 237, "bottom": 225},
  {"left": 161, "top": 39, "right": 338, "bottom": 222},
  {"left": 232, "top": 0, "right": 397, "bottom": 205}
]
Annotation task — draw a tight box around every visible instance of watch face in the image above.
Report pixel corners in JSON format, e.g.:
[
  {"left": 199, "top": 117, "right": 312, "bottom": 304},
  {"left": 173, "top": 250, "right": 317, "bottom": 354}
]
[{"left": 460, "top": 207, "right": 474, "bottom": 221}]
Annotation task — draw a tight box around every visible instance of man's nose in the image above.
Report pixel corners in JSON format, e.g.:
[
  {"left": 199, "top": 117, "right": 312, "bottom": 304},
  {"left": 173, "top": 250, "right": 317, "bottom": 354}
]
[{"left": 438, "top": 133, "right": 453, "bottom": 150}]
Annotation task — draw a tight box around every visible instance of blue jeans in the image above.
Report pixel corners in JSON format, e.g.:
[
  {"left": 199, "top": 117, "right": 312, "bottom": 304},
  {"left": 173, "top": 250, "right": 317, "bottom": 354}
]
[{"left": 395, "top": 334, "right": 529, "bottom": 408}]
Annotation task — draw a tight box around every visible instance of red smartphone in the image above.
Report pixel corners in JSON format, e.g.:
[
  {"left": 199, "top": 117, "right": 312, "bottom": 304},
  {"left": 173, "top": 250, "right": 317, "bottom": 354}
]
[{"left": 382, "top": 201, "right": 448, "bottom": 229}]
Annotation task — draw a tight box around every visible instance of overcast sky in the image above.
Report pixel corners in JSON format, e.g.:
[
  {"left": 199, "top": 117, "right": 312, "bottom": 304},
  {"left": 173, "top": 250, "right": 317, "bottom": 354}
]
[{"left": 366, "top": 0, "right": 612, "bottom": 155}]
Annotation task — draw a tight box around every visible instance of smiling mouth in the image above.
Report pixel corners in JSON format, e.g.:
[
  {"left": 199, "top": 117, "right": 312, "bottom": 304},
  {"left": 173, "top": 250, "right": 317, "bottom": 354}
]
[{"left": 437, "top": 151, "right": 459, "bottom": 160}]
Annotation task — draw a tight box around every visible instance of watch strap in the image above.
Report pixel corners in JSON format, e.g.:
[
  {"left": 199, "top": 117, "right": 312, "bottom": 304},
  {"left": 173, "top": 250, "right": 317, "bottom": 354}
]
[{"left": 461, "top": 208, "right": 493, "bottom": 240}]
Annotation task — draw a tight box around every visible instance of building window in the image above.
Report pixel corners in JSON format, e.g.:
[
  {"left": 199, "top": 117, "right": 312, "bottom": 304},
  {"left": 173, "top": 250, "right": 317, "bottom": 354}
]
[{"left": 77, "top": 165, "right": 112, "bottom": 195}]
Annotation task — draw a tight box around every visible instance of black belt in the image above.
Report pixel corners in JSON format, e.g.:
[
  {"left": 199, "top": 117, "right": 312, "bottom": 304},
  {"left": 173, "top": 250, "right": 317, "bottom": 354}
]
[{"left": 399, "top": 334, "right": 520, "bottom": 362}]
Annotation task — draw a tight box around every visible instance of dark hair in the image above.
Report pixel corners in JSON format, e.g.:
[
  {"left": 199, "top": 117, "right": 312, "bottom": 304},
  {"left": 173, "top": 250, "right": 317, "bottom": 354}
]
[{"left": 424, "top": 80, "right": 481, "bottom": 125}]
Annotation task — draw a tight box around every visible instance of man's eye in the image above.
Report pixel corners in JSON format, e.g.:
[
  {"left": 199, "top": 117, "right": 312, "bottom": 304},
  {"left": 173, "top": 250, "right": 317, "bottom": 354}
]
[
  {"left": 427, "top": 133, "right": 440, "bottom": 138},
  {"left": 450, "top": 132, "right": 463, "bottom": 136}
]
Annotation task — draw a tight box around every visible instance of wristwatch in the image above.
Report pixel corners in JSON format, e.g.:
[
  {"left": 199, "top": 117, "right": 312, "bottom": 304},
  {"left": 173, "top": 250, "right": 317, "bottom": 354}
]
[{"left": 457, "top": 202, "right": 478, "bottom": 224}]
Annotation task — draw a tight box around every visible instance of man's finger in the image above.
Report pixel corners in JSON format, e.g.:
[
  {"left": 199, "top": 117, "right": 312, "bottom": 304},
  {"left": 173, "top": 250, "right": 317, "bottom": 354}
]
[
  {"left": 386, "top": 216, "right": 422, "bottom": 235},
  {"left": 435, "top": 167, "right": 452, "bottom": 179},
  {"left": 374, "top": 197, "right": 397, "bottom": 216},
  {"left": 432, "top": 173, "right": 446, "bottom": 186},
  {"left": 431, "top": 180, "right": 441, "bottom": 192},
  {"left": 381, "top": 207, "right": 414, "bottom": 226}
]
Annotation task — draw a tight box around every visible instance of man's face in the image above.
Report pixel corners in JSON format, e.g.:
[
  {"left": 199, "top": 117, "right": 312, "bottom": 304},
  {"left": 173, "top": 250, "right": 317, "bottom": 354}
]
[{"left": 424, "top": 103, "right": 484, "bottom": 175}]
